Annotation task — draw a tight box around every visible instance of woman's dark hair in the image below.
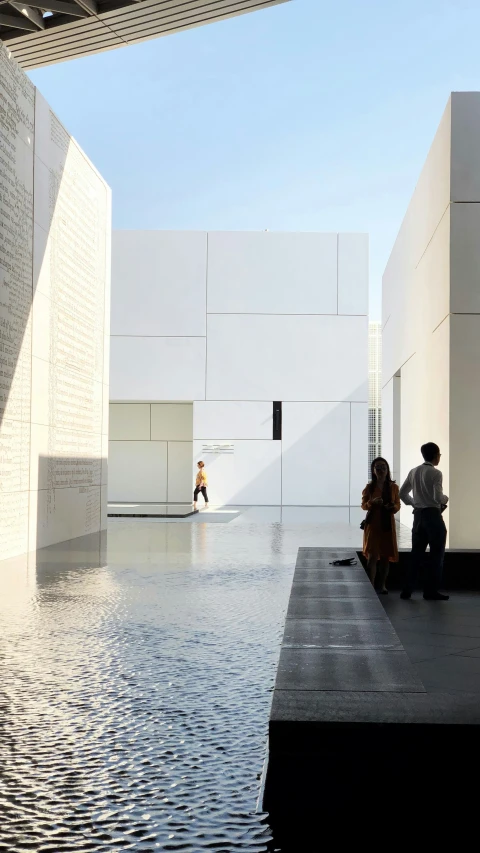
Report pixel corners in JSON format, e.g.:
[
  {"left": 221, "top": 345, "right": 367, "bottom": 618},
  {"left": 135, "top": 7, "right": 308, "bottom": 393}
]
[
  {"left": 369, "top": 457, "right": 394, "bottom": 503},
  {"left": 197, "top": 460, "right": 205, "bottom": 468},
  {"left": 421, "top": 442, "right": 440, "bottom": 462}
]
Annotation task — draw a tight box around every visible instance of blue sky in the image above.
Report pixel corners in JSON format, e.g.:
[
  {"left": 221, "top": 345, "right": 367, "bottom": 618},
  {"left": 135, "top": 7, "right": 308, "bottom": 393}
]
[{"left": 29, "top": 0, "right": 480, "bottom": 318}]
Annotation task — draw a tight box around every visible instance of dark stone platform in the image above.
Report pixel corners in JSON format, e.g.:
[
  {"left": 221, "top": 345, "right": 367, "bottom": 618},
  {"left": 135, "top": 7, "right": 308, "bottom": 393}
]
[
  {"left": 283, "top": 617, "right": 402, "bottom": 649},
  {"left": 108, "top": 503, "right": 198, "bottom": 518},
  {"left": 264, "top": 547, "right": 480, "bottom": 847},
  {"left": 359, "top": 547, "right": 480, "bottom": 590},
  {"left": 276, "top": 646, "right": 423, "bottom": 692}
]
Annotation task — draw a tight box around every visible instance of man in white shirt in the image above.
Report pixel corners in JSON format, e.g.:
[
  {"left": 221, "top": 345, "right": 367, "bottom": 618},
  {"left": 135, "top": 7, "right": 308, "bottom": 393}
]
[{"left": 399, "top": 442, "right": 449, "bottom": 601}]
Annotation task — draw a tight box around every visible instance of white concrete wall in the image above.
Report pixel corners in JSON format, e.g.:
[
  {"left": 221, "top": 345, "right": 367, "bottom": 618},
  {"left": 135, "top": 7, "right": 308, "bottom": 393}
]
[
  {"left": 382, "top": 92, "right": 480, "bottom": 547},
  {"left": 108, "top": 403, "right": 193, "bottom": 503},
  {"left": 111, "top": 230, "right": 368, "bottom": 506},
  {"left": 0, "top": 45, "right": 110, "bottom": 561}
]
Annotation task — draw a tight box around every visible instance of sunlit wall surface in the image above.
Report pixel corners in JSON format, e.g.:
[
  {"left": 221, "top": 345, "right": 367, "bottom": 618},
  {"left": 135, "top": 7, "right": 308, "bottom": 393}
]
[
  {"left": 382, "top": 92, "right": 480, "bottom": 548},
  {"left": 0, "top": 43, "right": 111, "bottom": 560}
]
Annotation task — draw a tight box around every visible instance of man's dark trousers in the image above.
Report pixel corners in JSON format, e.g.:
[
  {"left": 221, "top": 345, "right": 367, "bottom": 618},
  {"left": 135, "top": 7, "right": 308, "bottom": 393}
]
[{"left": 404, "top": 508, "right": 447, "bottom": 595}]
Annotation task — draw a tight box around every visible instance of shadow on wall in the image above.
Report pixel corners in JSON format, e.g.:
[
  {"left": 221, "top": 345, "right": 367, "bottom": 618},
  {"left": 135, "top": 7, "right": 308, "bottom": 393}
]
[
  {"left": 194, "top": 386, "right": 368, "bottom": 511},
  {"left": 0, "top": 75, "right": 67, "bottom": 559},
  {"left": 33, "top": 455, "right": 107, "bottom": 553}
]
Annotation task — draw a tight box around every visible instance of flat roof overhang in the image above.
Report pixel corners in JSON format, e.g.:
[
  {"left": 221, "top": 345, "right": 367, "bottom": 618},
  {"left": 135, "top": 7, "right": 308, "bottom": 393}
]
[{"left": 0, "top": 0, "right": 289, "bottom": 69}]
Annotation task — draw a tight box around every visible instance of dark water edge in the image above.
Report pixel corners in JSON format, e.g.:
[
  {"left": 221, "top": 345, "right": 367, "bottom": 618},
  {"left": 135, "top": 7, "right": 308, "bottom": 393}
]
[{"left": 0, "top": 524, "right": 295, "bottom": 852}]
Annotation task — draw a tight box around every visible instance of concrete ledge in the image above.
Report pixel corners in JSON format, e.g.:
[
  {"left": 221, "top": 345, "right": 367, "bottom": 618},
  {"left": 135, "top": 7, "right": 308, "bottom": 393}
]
[
  {"left": 359, "top": 549, "right": 480, "bottom": 590},
  {"left": 270, "top": 689, "right": 480, "bottom": 729},
  {"left": 263, "top": 546, "right": 480, "bottom": 844}
]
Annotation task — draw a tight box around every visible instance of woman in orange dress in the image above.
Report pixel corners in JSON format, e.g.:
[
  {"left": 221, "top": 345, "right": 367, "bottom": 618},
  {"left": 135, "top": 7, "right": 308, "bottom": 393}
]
[{"left": 361, "top": 457, "right": 400, "bottom": 594}]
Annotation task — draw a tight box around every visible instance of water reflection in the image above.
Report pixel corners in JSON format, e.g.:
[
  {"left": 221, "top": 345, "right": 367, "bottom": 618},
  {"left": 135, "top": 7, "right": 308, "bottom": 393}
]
[{"left": 0, "top": 522, "right": 295, "bottom": 851}]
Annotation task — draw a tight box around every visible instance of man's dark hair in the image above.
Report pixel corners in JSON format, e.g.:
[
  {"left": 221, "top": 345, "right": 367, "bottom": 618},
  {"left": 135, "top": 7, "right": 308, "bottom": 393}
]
[{"left": 421, "top": 442, "right": 440, "bottom": 462}]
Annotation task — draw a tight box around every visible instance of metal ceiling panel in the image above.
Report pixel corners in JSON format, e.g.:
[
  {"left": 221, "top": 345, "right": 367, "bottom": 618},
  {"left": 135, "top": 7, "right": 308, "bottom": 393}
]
[{"left": 0, "top": 0, "right": 290, "bottom": 69}]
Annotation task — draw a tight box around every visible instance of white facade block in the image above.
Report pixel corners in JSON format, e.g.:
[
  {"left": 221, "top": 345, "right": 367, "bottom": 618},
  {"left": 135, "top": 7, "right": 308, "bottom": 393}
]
[
  {"left": 111, "top": 231, "right": 207, "bottom": 337},
  {"left": 382, "top": 91, "right": 480, "bottom": 546},
  {"left": 109, "top": 403, "right": 151, "bottom": 440},
  {"left": 108, "top": 441, "right": 167, "bottom": 502},
  {"left": 206, "top": 314, "right": 368, "bottom": 402},
  {"left": 193, "top": 401, "right": 272, "bottom": 439},
  {"left": 337, "top": 234, "right": 369, "bottom": 315},
  {"left": 110, "top": 336, "right": 206, "bottom": 401},
  {"left": 207, "top": 231, "right": 337, "bottom": 315},
  {"left": 151, "top": 403, "right": 193, "bottom": 441},
  {"left": 281, "top": 403, "right": 351, "bottom": 506},
  {"left": 0, "top": 45, "right": 111, "bottom": 560},
  {"left": 109, "top": 227, "right": 368, "bottom": 508},
  {"left": 193, "top": 440, "right": 281, "bottom": 505}
]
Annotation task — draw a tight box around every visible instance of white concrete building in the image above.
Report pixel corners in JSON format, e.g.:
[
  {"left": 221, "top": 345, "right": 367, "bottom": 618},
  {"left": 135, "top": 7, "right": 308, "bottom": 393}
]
[
  {"left": 382, "top": 92, "right": 480, "bottom": 549},
  {"left": 109, "top": 230, "right": 368, "bottom": 510},
  {"left": 0, "top": 43, "right": 110, "bottom": 562}
]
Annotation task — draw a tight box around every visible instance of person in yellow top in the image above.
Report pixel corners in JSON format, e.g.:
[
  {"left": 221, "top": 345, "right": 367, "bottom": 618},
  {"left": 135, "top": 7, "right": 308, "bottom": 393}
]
[{"left": 193, "top": 461, "right": 209, "bottom": 511}]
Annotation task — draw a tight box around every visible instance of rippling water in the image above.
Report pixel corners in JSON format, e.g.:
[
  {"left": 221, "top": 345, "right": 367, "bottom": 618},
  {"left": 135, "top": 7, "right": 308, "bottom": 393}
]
[{"left": 0, "top": 521, "right": 294, "bottom": 852}]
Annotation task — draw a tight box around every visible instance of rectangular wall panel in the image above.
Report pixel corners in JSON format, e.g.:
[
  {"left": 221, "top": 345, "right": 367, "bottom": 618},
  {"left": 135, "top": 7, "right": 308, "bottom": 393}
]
[
  {"left": 108, "top": 441, "right": 167, "bottom": 502},
  {"left": 450, "top": 92, "right": 480, "bottom": 202},
  {"left": 110, "top": 336, "right": 206, "bottom": 401},
  {"left": 193, "top": 401, "right": 272, "bottom": 439},
  {"left": 109, "top": 403, "right": 151, "bottom": 440},
  {"left": 193, "top": 440, "right": 281, "bottom": 505},
  {"left": 151, "top": 403, "right": 193, "bottom": 441},
  {"left": 111, "top": 231, "right": 207, "bottom": 336},
  {"left": 349, "top": 402, "right": 368, "bottom": 505},
  {"left": 207, "top": 231, "right": 337, "bottom": 315},
  {"left": 167, "top": 441, "right": 193, "bottom": 502},
  {"left": 449, "top": 314, "right": 480, "bottom": 547},
  {"left": 337, "top": 234, "right": 369, "bottom": 315},
  {"left": 381, "top": 379, "right": 394, "bottom": 479},
  {"left": 281, "top": 403, "right": 351, "bottom": 505},
  {"left": 450, "top": 203, "right": 480, "bottom": 313},
  {"left": 108, "top": 405, "right": 193, "bottom": 503},
  {"left": 206, "top": 314, "right": 368, "bottom": 402}
]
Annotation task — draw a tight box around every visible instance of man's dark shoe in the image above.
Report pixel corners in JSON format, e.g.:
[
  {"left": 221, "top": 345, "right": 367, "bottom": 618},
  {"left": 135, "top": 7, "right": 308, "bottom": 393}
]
[
  {"left": 423, "top": 591, "right": 449, "bottom": 601},
  {"left": 400, "top": 591, "right": 411, "bottom": 600}
]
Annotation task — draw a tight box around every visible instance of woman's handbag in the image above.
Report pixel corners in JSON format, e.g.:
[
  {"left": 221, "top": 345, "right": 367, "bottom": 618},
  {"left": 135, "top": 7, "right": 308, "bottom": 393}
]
[{"left": 360, "top": 508, "right": 373, "bottom": 531}]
